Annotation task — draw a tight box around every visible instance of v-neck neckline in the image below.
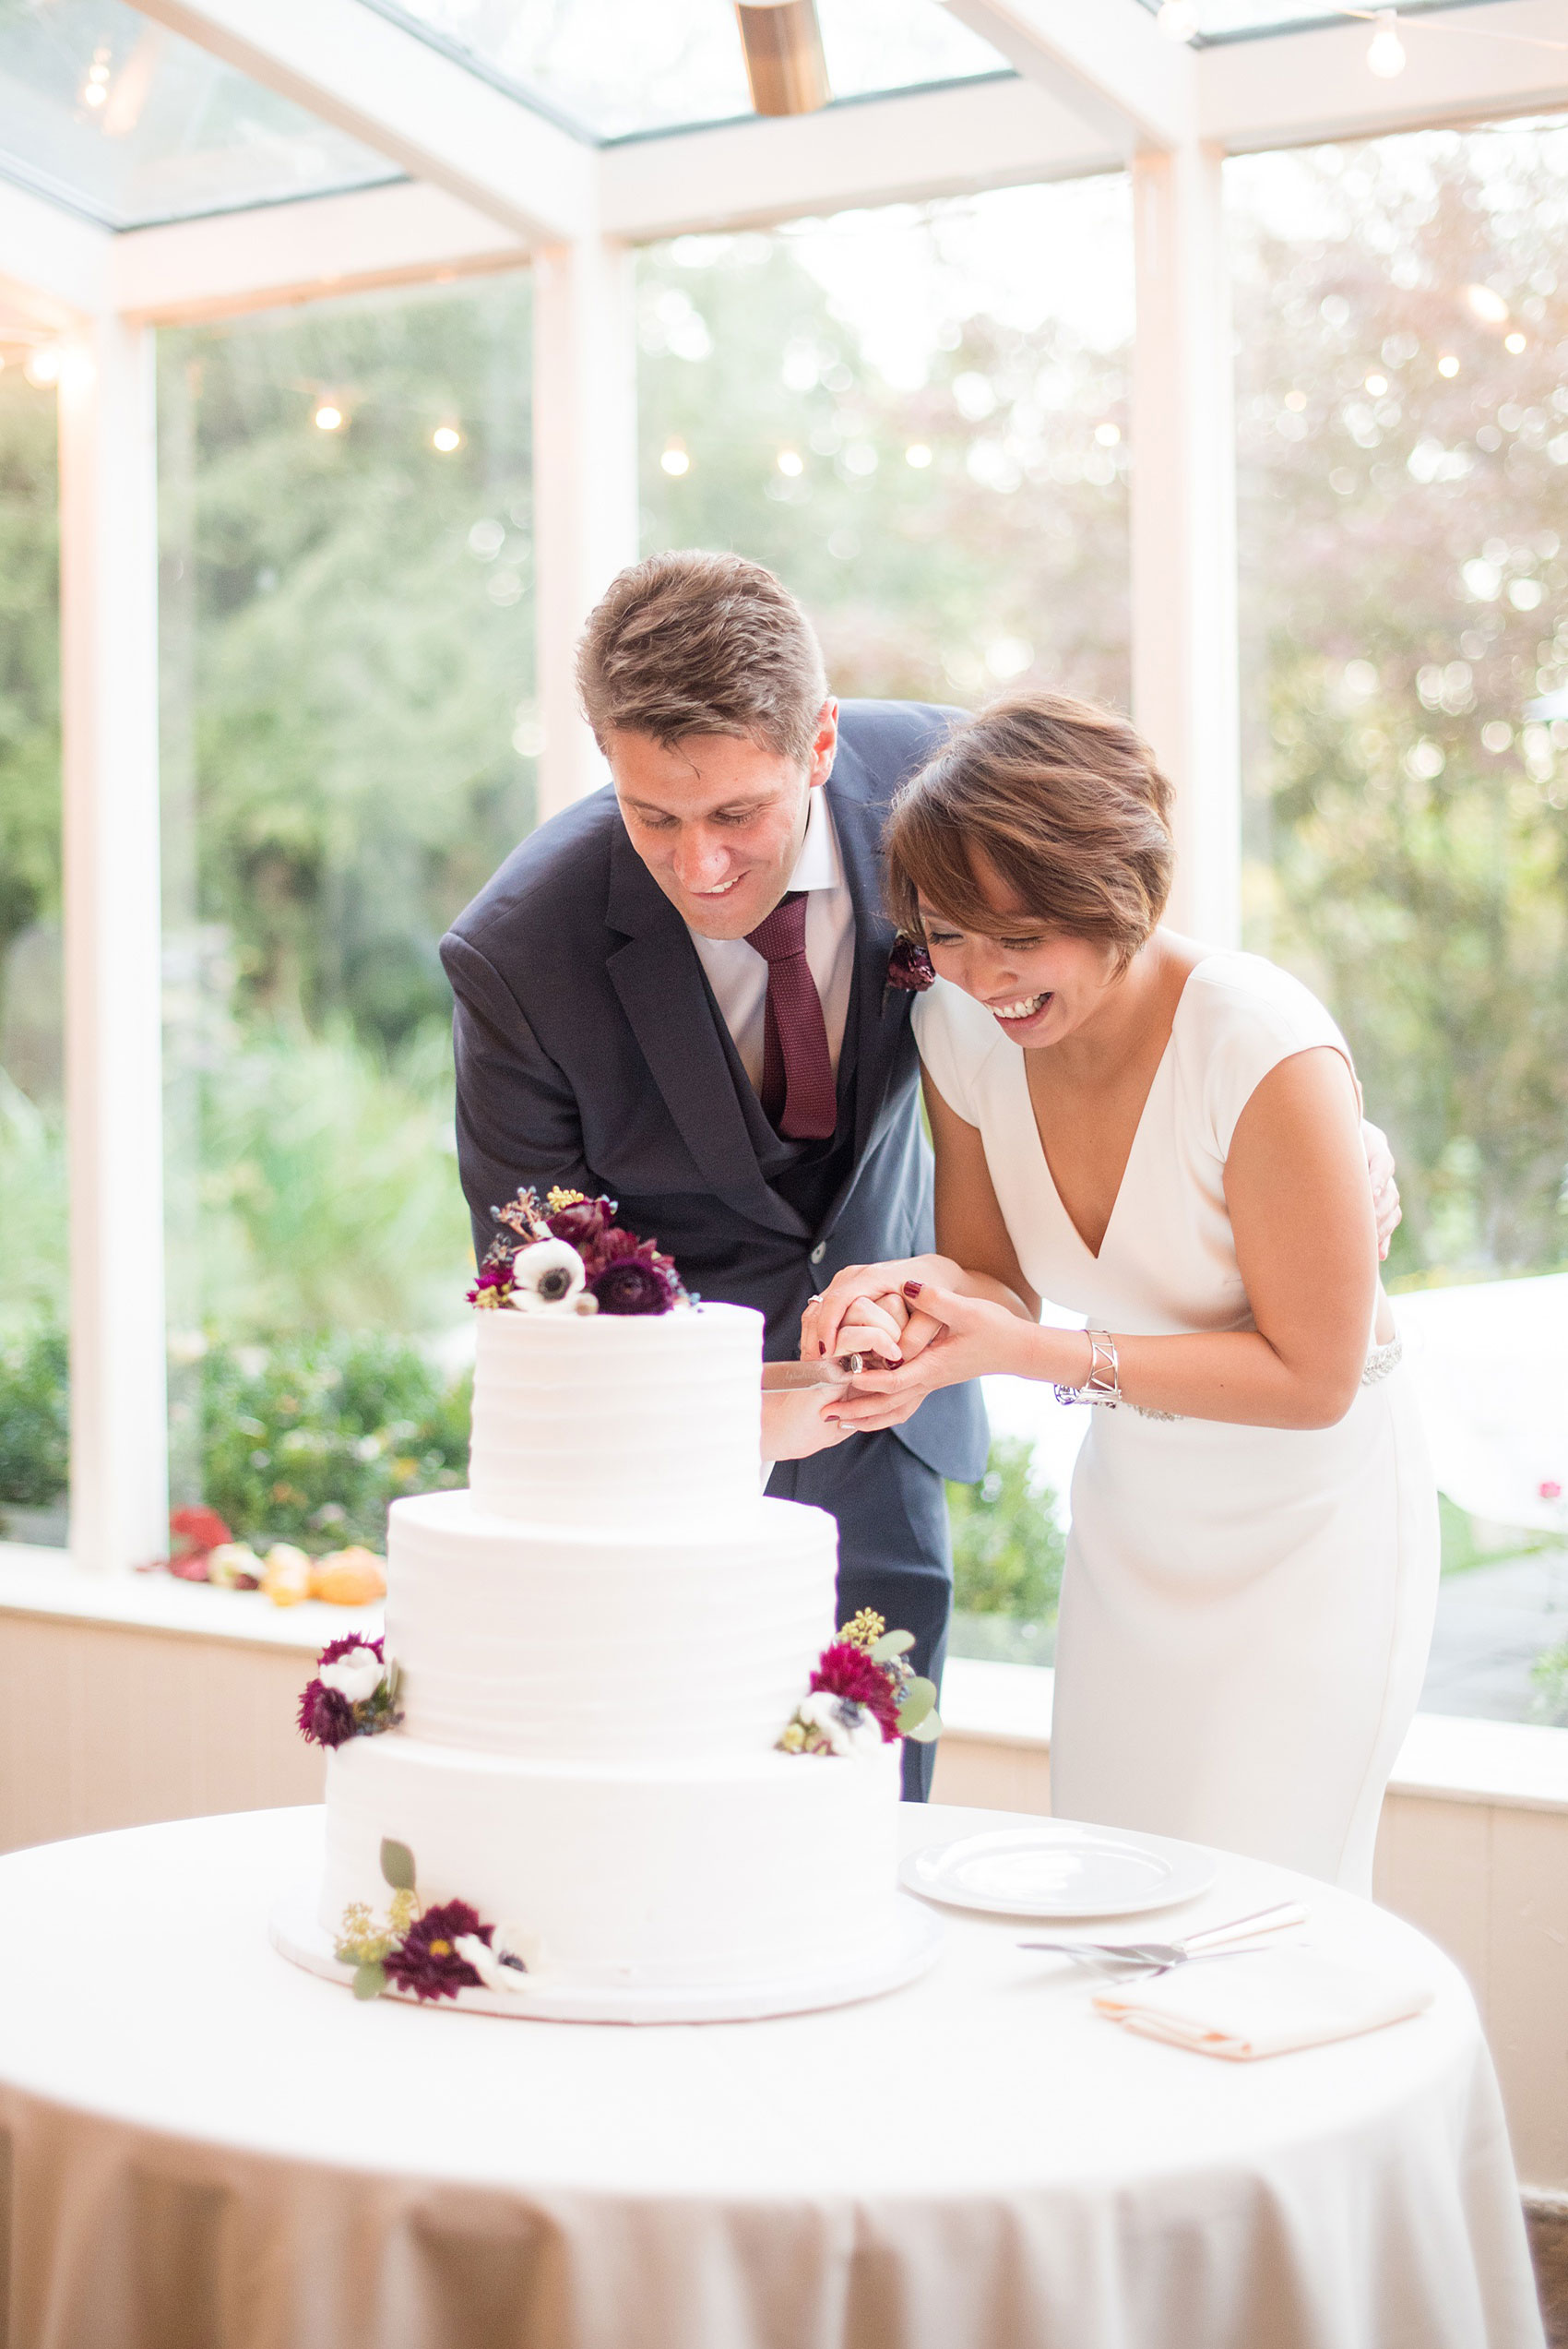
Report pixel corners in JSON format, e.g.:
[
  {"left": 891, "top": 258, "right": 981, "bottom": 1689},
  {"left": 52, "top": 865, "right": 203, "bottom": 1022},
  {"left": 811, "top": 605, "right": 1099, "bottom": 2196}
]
[{"left": 1019, "top": 956, "right": 1210, "bottom": 1264}]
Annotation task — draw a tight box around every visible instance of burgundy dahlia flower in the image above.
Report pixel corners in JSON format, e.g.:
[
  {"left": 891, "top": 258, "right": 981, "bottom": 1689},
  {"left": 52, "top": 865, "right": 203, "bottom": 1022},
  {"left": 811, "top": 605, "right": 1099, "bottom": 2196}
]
[
  {"left": 809, "top": 1640, "right": 901, "bottom": 1741},
  {"left": 297, "top": 1680, "right": 357, "bottom": 1749},
  {"left": 317, "top": 1632, "right": 385, "bottom": 1670},
  {"left": 589, "top": 1258, "right": 674, "bottom": 1316},
  {"left": 547, "top": 1198, "right": 613, "bottom": 1256},
  {"left": 466, "top": 1260, "right": 514, "bottom": 1305},
  {"left": 885, "top": 937, "right": 935, "bottom": 994},
  {"left": 384, "top": 1901, "right": 491, "bottom": 2002}
]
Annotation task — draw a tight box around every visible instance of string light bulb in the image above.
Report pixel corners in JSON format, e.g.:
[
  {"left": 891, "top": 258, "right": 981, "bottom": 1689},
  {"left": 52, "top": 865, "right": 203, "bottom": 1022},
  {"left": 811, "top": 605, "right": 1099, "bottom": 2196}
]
[
  {"left": 660, "top": 438, "right": 690, "bottom": 477},
  {"left": 776, "top": 447, "right": 803, "bottom": 477},
  {"left": 24, "top": 346, "right": 62, "bottom": 388},
  {"left": 313, "top": 402, "right": 343, "bottom": 432},
  {"left": 432, "top": 424, "right": 462, "bottom": 452},
  {"left": 1465, "top": 284, "right": 1509, "bottom": 326},
  {"left": 1367, "top": 9, "right": 1406, "bottom": 78},
  {"left": 1157, "top": 0, "right": 1198, "bottom": 39},
  {"left": 1504, "top": 332, "right": 1527, "bottom": 354}
]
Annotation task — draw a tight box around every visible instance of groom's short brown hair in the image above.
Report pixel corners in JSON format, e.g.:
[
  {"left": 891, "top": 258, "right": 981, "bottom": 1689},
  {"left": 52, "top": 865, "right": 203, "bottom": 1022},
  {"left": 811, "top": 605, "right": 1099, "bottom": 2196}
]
[{"left": 576, "top": 551, "right": 827, "bottom": 766}]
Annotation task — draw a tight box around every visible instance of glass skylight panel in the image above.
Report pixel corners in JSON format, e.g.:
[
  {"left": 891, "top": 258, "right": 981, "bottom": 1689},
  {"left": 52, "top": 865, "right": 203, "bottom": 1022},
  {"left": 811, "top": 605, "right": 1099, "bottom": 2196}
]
[
  {"left": 365, "top": 0, "right": 1010, "bottom": 142},
  {"left": 0, "top": 0, "right": 400, "bottom": 229},
  {"left": 1137, "top": 0, "right": 1515, "bottom": 38}
]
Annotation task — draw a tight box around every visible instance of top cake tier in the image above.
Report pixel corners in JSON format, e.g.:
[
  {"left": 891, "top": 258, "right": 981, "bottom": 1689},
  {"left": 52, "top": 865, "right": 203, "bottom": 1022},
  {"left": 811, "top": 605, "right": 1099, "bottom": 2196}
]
[{"left": 469, "top": 1300, "right": 765, "bottom": 1526}]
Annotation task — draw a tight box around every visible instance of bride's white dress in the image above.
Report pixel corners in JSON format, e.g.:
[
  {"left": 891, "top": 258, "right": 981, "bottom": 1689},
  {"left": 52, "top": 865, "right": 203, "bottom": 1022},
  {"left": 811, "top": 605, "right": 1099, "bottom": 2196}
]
[{"left": 915, "top": 948, "right": 1439, "bottom": 1894}]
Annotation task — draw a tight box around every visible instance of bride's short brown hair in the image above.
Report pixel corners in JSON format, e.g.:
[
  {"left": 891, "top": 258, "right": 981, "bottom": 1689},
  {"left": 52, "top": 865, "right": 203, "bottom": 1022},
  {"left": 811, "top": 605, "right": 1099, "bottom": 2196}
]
[{"left": 885, "top": 691, "right": 1175, "bottom": 970}]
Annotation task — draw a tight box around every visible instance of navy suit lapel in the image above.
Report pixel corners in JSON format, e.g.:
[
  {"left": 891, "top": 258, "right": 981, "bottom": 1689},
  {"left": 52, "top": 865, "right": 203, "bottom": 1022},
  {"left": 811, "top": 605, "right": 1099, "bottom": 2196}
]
[
  {"left": 827, "top": 769, "right": 901, "bottom": 1172},
  {"left": 603, "top": 824, "right": 805, "bottom": 1239}
]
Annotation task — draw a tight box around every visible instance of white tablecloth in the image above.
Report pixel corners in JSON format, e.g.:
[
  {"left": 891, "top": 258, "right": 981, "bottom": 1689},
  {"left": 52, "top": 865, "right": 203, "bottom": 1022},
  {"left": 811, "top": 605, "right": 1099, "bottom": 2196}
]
[{"left": 0, "top": 1804, "right": 1543, "bottom": 2349}]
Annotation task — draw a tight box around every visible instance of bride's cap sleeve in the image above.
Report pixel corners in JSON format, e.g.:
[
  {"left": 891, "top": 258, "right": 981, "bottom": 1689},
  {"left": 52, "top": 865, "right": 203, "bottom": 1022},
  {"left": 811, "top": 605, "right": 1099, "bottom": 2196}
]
[
  {"left": 911, "top": 978, "right": 985, "bottom": 1127},
  {"left": 1191, "top": 953, "right": 1358, "bottom": 1160}
]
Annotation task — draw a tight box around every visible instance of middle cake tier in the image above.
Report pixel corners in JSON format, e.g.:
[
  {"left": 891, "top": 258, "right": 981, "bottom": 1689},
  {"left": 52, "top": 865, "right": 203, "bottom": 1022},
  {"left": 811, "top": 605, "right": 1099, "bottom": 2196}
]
[{"left": 386, "top": 1489, "right": 840, "bottom": 1762}]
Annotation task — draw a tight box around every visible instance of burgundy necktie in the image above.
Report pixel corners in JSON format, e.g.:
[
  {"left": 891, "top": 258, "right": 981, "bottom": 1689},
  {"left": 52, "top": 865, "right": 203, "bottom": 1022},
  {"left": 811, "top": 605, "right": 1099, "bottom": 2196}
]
[{"left": 744, "top": 891, "right": 837, "bottom": 1140}]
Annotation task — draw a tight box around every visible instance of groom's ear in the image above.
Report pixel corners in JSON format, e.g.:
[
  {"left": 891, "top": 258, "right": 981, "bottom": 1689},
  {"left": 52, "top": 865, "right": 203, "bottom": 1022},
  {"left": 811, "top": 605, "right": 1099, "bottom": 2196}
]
[{"left": 809, "top": 698, "right": 839, "bottom": 789}]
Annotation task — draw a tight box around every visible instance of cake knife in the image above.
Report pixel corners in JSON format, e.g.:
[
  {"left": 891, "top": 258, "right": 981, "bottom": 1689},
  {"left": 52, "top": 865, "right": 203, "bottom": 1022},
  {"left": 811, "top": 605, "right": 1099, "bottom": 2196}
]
[{"left": 762, "top": 1354, "right": 889, "bottom": 1389}]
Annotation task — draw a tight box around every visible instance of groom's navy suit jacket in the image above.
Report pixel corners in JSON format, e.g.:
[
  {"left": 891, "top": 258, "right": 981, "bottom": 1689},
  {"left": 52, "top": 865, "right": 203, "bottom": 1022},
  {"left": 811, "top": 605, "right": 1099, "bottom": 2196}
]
[{"left": 439, "top": 699, "right": 988, "bottom": 1496}]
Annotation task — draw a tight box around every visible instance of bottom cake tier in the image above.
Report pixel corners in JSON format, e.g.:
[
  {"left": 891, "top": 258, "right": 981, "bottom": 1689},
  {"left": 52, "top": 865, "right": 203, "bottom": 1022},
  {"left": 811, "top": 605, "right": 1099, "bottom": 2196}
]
[{"left": 319, "top": 1730, "right": 903, "bottom": 1992}]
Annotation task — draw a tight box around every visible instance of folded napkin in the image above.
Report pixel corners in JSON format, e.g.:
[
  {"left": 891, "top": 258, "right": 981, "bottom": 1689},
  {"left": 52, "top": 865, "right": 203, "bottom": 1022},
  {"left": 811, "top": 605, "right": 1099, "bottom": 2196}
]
[{"left": 1094, "top": 1949, "right": 1435, "bottom": 2061}]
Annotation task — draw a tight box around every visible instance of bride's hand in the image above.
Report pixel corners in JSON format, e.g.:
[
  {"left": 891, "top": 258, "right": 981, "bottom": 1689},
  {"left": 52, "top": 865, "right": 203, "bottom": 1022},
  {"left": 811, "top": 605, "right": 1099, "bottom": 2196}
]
[
  {"left": 801, "top": 1287, "right": 909, "bottom": 1368},
  {"left": 826, "top": 1281, "right": 1036, "bottom": 1431},
  {"left": 807, "top": 1259, "right": 948, "bottom": 1365}
]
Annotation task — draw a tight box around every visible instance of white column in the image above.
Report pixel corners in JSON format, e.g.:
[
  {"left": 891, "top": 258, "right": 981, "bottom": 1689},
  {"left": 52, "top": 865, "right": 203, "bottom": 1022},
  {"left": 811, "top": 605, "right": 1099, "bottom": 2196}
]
[
  {"left": 57, "top": 315, "right": 170, "bottom": 1572},
  {"left": 1130, "top": 142, "right": 1240, "bottom": 948},
  {"left": 530, "top": 235, "right": 640, "bottom": 821}
]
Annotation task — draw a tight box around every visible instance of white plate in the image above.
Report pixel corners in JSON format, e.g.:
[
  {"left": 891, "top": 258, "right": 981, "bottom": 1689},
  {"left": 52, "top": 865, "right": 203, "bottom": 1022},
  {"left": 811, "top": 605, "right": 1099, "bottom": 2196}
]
[{"left": 900, "top": 1822, "right": 1216, "bottom": 1919}]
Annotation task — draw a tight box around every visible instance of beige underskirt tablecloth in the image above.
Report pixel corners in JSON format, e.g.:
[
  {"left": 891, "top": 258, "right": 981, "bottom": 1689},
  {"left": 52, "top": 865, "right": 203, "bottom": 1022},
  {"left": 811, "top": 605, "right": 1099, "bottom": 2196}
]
[{"left": 0, "top": 1804, "right": 1544, "bottom": 2349}]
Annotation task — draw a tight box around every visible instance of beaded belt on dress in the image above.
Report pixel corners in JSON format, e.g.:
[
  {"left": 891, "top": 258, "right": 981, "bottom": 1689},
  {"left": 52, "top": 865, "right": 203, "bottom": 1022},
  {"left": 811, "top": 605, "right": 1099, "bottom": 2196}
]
[{"left": 1129, "top": 1335, "right": 1403, "bottom": 1423}]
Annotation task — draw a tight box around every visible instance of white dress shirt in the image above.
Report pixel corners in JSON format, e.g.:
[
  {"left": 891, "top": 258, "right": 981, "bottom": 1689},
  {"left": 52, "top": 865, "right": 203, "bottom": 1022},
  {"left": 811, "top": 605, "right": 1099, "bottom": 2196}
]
[{"left": 688, "top": 784, "right": 856, "bottom": 1096}]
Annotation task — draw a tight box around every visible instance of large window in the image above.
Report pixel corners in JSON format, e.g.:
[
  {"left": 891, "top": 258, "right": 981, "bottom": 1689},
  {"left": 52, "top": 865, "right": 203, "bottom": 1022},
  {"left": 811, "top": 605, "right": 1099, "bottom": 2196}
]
[
  {"left": 158, "top": 274, "right": 533, "bottom": 1551},
  {"left": 1229, "top": 120, "right": 1568, "bottom": 1721},
  {"left": 638, "top": 176, "right": 1133, "bottom": 713},
  {"left": 639, "top": 181, "right": 1132, "bottom": 1671},
  {"left": 0, "top": 357, "right": 66, "bottom": 1547}
]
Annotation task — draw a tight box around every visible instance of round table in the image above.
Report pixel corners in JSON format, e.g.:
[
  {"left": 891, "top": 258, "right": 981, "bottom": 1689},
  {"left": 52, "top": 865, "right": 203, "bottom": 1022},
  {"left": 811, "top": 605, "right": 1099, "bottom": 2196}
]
[{"left": 0, "top": 1804, "right": 1543, "bottom": 2349}]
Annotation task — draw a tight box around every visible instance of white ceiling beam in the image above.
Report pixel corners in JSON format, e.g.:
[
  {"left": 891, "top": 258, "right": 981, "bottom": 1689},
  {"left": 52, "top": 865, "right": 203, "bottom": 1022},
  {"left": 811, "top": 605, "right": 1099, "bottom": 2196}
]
[
  {"left": 1200, "top": 0, "right": 1568, "bottom": 154},
  {"left": 0, "top": 175, "right": 111, "bottom": 326},
  {"left": 113, "top": 181, "right": 527, "bottom": 325},
  {"left": 600, "top": 75, "right": 1120, "bottom": 244},
  {"left": 133, "top": 0, "right": 596, "bottom": 243},
  {"left": 941, "top": 0, "right": 1194, "bottom": 153}
]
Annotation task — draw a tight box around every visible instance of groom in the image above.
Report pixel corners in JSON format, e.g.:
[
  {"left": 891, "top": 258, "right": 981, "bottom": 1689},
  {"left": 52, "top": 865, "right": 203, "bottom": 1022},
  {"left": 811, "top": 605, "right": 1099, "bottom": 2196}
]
[{"left": 441, "top": 550, "right": 987, "bottom": 1797}]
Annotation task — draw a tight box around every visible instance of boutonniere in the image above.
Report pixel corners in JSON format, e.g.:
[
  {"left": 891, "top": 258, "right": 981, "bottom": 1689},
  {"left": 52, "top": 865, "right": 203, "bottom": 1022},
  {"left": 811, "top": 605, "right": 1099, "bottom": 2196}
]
[{"left": 883, "top": 936, "right": 935, "bottom": 1014}]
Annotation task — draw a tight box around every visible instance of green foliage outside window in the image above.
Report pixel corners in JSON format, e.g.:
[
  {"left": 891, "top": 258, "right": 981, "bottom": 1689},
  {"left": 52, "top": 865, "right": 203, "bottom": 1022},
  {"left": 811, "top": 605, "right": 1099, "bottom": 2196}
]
[
  {"left": 195, "top": 1331, "right": 469, "bottom": 1553},
  {"left": 947, "top": 1437, "right": 1064, "bottom": 1623},
  {"left": 0, "top": 1323, "right": 469, "bottom": 1551},
  {"left": 1531, "top": 1640, "right": 1568, "bottom": 1725},
  {"left": 0, "top": 1322, "right": 67, "bottom": 1512}
]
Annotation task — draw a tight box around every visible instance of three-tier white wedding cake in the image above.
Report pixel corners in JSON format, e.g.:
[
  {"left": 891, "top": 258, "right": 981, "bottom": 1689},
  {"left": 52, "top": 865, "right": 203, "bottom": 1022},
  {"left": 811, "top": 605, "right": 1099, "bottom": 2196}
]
[{"left": 304, "top": 1294, "right": 929, "bottom": 2018}]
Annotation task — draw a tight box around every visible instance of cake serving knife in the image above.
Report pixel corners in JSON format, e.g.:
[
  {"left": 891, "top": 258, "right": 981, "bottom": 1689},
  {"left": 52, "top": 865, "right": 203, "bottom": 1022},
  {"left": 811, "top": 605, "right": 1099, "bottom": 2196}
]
[{"left": 762, "top": 1354, "right": 886, "bottom": 1389}]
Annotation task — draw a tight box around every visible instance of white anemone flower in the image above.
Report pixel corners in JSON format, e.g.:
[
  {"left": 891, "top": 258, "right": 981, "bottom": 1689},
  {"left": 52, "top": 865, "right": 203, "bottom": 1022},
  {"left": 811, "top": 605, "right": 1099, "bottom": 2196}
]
[
  {"left": 507, "top": 1238, "right": 587, "bottom": 1312},
  {"left": 316, "top": 1645, "right": 386, "bottom": 1704},
  {"left": 795, "top": 1689, "right": 885, "bottom": 1758},
  {"left": 455, "top": 1932, "right": 533, "bottom": 1992}
]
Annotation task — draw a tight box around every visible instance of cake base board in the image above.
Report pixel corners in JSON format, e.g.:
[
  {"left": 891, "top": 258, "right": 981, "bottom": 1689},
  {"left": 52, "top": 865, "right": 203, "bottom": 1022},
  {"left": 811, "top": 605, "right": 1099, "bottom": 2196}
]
[{"left": 269, "top": 1881, "right": 944, "bottom": 2025}]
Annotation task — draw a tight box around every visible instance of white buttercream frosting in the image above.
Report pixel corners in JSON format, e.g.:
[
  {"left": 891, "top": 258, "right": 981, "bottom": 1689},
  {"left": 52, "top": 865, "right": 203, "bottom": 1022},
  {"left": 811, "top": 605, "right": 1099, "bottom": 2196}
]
[
  {"left": 387, "top": 1490, "right": 837, "bottom": 1761},
  {"left": 468, "top": 1302, "right": 764, "bottom": 1525},
  {"left": 320, "top": 1734, "right": 902, "bottom": 1989}
]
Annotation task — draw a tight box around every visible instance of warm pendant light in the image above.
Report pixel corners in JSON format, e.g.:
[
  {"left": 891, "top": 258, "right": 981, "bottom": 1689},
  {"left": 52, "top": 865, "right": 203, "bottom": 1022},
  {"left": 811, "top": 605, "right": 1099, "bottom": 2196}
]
[{"left": 735, "top": 0, "right": 831, "bottom": 116}]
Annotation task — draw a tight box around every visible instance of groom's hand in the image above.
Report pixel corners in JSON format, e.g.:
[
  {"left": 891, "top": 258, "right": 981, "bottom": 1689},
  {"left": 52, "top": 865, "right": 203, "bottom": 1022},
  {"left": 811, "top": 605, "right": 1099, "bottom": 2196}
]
[
  {"left": 1362, "top": 1120, "right": 1401, "bottom": 1261},
  {"left": 802, "top": 1286, "right": 909, "bottom": 1370}
]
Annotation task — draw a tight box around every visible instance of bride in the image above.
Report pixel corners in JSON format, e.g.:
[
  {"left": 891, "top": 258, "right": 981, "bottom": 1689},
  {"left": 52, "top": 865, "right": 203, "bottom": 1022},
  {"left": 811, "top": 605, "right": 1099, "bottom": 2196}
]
[{"left": 806, "top": 691, "right": 1439, "bottom": 1895}]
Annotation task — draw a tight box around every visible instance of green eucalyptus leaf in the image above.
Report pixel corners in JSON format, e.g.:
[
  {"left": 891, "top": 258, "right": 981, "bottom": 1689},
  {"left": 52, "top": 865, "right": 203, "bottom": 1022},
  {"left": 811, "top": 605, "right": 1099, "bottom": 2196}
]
[
  {"left": 905, "top": 1711, "right": 942, "bottom": 1743},
  {"left": 380, "top": 1837, "right": 416, "bottom": 1891},
  {"left": 896, "top": 1676, "right": 936, "bottom": 1732},
  {"left": 871, "top": 1628, "right": 916, "bottom": 1663},
  {"left": 352, "top": 1960, "right": 388, "bottom": 2000}
]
